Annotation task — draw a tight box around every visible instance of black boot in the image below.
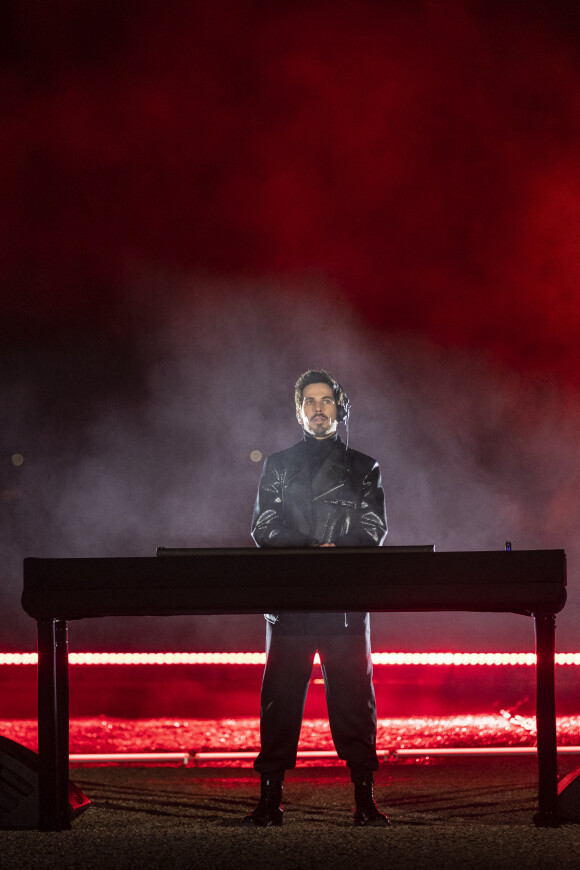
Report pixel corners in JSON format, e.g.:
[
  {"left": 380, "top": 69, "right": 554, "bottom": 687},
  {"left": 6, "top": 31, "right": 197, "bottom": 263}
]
[
  {"left": 242, "top": 776, "right": 284, "bottom": 826},
  {"left": 353, "top": 778, "right": 390, "bottom": 827}
]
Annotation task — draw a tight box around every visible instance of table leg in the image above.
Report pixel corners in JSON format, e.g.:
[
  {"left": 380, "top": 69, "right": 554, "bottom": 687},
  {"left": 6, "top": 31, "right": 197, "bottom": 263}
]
[
  {"left": 533, "top": 612, "right": 560, "bottom": 827},
  {"left": 37, "top": 618, "right": 71, "bottom": 831}
]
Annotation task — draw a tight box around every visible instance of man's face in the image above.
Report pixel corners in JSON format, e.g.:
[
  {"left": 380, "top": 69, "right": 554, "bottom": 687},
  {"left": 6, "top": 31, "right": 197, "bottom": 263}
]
[{"left": 299, "top": 382, "right": 339, "bottom": 439}]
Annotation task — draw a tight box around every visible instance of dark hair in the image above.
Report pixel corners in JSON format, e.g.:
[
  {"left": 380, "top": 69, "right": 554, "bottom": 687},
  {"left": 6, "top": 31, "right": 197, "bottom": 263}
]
[{"left": 294, "top": 369, "right": 348, "bottom": 418}]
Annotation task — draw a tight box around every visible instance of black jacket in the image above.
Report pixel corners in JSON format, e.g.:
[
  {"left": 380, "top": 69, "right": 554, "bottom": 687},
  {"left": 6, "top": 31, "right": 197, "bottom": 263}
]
[
  {"left": 251, "top": 436, "right": 387, "bottom": 548},
  {"left": 251, "top": 436, "right": 387, "bottom": 627}
]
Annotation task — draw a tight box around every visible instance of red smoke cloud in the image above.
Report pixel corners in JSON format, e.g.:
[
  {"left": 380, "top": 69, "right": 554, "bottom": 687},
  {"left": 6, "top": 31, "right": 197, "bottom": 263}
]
[{"left": 2, "top": 1, "right": 580, "bottom": 383}]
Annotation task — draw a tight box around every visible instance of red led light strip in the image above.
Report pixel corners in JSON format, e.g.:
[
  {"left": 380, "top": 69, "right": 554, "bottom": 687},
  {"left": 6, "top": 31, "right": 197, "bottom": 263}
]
[
  {"left": 68, "top": 746, "right": 580, "bottom": 765},
  {"left": 70, "top": 752, "right": 190, "bottom": 764},
  {"left": 1, "top": 652, "right": 580, "bottom": 666}
]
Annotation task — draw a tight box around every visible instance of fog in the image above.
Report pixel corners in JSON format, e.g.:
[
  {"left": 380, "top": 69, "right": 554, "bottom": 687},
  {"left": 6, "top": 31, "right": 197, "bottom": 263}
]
[{"left": 2, "top": 279, "right": 577, "bottom": 653}]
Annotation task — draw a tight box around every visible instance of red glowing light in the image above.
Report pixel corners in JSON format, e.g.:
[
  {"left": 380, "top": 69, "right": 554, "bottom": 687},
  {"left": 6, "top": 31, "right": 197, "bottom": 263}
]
[
  {"left": 4, "top": 715, "right": 580, "bottom": 766},
  {"left": 1, "top": 652, "right": 579, "bottom": 667},
  {"left": 67, "top": 745, "right": 580, "bottom": 764}
]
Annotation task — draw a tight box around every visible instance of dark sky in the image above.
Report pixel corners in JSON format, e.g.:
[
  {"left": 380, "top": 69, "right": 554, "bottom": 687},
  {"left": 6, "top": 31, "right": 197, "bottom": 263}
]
[{"left": 2, "top": 0, "right": 580, "bottom": 651}]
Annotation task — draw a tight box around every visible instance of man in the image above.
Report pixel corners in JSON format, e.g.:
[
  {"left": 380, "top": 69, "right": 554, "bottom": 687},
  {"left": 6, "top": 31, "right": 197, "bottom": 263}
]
[{"left": 243, "top": 369, "right": 389, "bottom": 827}]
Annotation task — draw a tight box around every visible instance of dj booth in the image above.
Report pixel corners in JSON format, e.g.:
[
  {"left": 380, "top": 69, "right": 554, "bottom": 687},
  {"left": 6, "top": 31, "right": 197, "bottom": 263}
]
[{"left": 21, "top": 546, "right": 567, "bottom": 830}]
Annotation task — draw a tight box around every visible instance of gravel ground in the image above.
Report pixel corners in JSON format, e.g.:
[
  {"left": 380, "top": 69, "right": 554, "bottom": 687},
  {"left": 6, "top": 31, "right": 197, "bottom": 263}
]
[{"left": 3, "top": 759, "right": 580, "bottom": 869}]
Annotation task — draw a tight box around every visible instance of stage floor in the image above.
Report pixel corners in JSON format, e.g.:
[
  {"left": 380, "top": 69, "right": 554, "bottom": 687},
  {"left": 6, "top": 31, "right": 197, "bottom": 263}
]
[{"left": 2, "top": 760, "right": 580, "bottom": 869}]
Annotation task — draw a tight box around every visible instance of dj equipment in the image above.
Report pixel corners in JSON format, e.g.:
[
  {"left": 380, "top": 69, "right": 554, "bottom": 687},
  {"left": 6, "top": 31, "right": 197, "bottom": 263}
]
[{"left": 22, "top": 546, "right": 566, "bottom": 830}]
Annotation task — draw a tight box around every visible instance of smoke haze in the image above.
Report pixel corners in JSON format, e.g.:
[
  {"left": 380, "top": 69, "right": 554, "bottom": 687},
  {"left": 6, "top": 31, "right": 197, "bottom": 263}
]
[
  {"left": 2, "top": 281, "right": 579, "bottom": 651},
  {"left": 1, "top": 1, "right": 579, "bottom": 652}
]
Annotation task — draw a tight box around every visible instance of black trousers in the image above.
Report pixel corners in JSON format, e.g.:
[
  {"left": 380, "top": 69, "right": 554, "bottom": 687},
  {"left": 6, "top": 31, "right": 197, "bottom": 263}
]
[{"left": 254, "top": 613, "right": 379, "bottom": 776}]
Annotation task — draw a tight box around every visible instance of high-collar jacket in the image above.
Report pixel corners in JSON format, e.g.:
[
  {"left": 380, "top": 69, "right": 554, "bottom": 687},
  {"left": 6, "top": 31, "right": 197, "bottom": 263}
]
[
  {"left": 251, "top": 436, "right": 387, "bottom": 627},
  {"left": 251, "top": 436, "right": 387, "bottom": 549}
]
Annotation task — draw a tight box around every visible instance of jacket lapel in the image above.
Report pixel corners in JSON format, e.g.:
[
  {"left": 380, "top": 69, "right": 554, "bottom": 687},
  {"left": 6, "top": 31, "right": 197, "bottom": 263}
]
[
  {"left": 312, "top": 442, "right": 349, "bottom": 502},
  {"left": 284, "top": 442, "right": 314, "bottom": 538}
]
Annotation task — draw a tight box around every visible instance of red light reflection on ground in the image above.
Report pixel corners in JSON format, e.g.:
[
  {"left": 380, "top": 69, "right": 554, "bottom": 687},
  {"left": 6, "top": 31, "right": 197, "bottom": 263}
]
[{"left": 2, "top": 715, "right": 580, "bottom": 764}]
